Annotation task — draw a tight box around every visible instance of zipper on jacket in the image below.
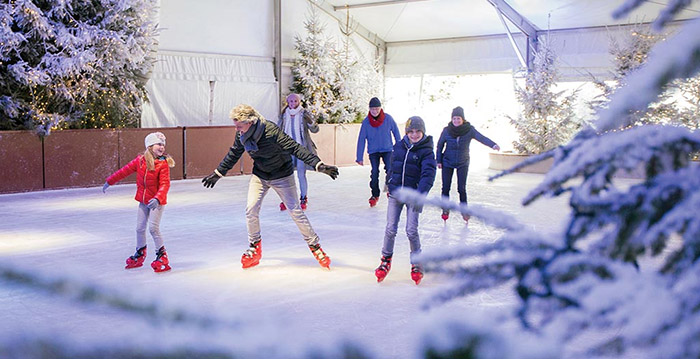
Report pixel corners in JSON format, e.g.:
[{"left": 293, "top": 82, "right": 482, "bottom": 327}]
[{"left": 401, "top": 143, "right": 412, "bottom": 186}]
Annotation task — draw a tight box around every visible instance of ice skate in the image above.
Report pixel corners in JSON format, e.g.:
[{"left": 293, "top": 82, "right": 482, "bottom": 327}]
[
  {"left": 309, "top": 243, "right": 331, "bottom": 269},
  {"left": 463, "top": 214, "right": 470, "bottom": 225},
  {"left": 151, "top": 246, "right": 171, "bottom": 273},
  {"left": 279, "top": 202, "right": 287, "bottom": 211},
  {"left": 125, "top": 246, "right": 147, "bottom": 269},
  {"left": 441, "top": 210, "right": 449, "bottom": 222},
  {"left": 241, "top": 240, "right": 262, "bottom": 269},
  {"left": 375, "top": 255, "right": 392, "bottom": 283},
  {"left": 411, "top": 264, "right": 424, "bottom": 285},
  {"left": 368, "top": 196, "right": 379, "bottom": 207},
  {"left": 300, "top": 196, "right": 308, "bottom": 210}
]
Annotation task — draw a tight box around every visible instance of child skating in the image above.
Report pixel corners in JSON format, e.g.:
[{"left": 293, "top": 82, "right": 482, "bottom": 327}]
[
  {"left": 375, "top": 116, "right": 436, "bottom": 284},
  {"left": 103, "top": 131, "right": 175, "bottom": 272}
]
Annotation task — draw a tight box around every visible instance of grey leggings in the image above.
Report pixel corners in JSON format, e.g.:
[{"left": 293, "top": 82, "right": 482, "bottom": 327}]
[{"left": 135, "top": 202, "right": 165, "bottom": 249}]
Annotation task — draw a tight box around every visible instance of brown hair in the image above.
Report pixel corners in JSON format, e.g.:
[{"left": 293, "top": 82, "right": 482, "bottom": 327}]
[{"left": 143, "top": 148, "right": 175, "bottom": 171}]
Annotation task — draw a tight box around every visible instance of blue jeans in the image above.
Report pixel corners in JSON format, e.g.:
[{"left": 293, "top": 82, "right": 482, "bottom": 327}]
[
  {"left": 294, "top": 158, "right": 308, "bottom": 198},
  {"left": 382, "top": 195, "right": 422, "bottom": 264},
  {"left": 135, "top": 202, "right": 165, "bottom": 249},
  {"left": 246, "top": 174, "right": 319, "bottom": 246},
  {"left": 441, "top": 163, "right": 469, "bottom": 204},
  {"left": 369, "top": 151, "right": 391, "bottom": 198}
]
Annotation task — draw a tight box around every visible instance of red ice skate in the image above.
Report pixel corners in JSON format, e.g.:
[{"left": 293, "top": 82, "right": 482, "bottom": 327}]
[
  {"left": 463, "top": 214, "right": 470, "bottom": 225},
  {"left": 300, "top": 196, "right": 308, "bottom": 210},
  {"left": 151, "top": 246, "right": 171, "bottom": 273},
  {"left": 441, "top": 210, "right": 449, "bottom": 222},
  {"left": 374, "top": 255, "right": 392, "bottom": 283},
  {"left": 241, "top": 240, "right": 262, "bottom": 269},
  {"left": 125, "top": 246, "right": 146, "bottom": 269},
  {"left": 279, "top": 202, "right": 287, "bottom": 211},
  {"left": 368, "top": 196, "right": 379, "bottom": 207},
  {"left": 309, "top": 243, "right": 331, "bottom": 269},
  {"left": 411, "top": 264, "right": 424, "bottom": 285}
]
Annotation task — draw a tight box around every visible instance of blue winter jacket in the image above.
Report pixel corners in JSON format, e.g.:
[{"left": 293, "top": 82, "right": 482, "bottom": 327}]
[
  {"left": 387, "top": 135, "right": 437, "bottom": 194},
  {"left": 356, "top": 113, "right": 401, "bottom": 162},
  {"left": 436, "top": 125, "right": 497, "bottom": 168}
]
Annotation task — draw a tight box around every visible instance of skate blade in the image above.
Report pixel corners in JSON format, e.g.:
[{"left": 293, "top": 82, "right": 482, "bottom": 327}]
[
  {"left": 125, "top": 263, "right": 143, "bottom": 269},
  {"left": 241, "top": 260, "right": 260, "bottom": 269}
]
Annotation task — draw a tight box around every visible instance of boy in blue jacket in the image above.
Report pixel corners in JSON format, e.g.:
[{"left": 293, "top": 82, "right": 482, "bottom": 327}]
[
  {"left": 436, "top": 106, "right": 500, "bottom": 223},
  {"left": 356, "top": 97, "right": 401, "bottom": 207},
  {"left": 375, "top": 116, "right": 436, "bottom": 285}
]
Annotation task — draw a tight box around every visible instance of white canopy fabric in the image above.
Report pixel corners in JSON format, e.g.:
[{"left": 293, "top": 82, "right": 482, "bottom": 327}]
[{"left": 141, "top": 52, "right": 278, "bottom": 128}]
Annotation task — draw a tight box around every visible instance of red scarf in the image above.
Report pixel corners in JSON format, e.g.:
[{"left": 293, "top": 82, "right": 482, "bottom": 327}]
[{"left": 368, "top": 109, "right": 386, "bottom": 128}]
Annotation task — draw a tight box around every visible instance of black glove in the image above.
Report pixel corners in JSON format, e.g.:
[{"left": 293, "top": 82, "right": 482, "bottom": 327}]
[
  {"left": 202, "top": 171, "right": 222, "bottom": 188},
  {"left": 317, "top": 163, "right": 339, "bottom": 180}
]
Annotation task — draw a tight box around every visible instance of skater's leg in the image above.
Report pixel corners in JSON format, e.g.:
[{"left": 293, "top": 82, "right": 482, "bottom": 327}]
[
  {"left": 296, "top": 158, "right": 308, "bottom": 199},
  {"left": 246, "top": 175, "right": 270, "bottom": 244},
  {"left": 456, "top": 163, "right": 469, "bottom": 205},
  {"left": 441, "top": 166, "right": 454, "bottom": 198},
  {"left": 147, "top": 204, "right": 165, "bottom": 249},
  {"left": 380, "top": 151, "right": 391, "bottom": 191},
  {"left": 406, "top": 208, "right": 422, "bottom": 265},
  {"left": 271, "top": 175, "right": 320, "bottom": 246},
  {"left": 381, "top": 196, "right": 404, "bottom": 258},
  {"left": 368, "top": 153, "right": 381, "bottom": 198},
  {"left": 135, "top": 203, "right": 149, "bottom": 248}
]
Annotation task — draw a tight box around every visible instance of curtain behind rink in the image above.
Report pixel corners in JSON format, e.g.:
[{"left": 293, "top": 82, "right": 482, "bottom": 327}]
[{"left": 141, "top": 51, "right": 278, "bottom": 128}]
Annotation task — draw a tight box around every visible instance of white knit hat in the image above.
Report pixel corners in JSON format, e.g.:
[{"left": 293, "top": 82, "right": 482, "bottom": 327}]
[{"left": 144, "top": 132, "right": 166, "bottom": 148}]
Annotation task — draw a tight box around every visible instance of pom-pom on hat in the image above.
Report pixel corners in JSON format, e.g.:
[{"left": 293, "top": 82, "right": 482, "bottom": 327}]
[
  {"left": 369, "top": 97, "right": 382, "bottom": 108},
  {"left": 145, "top": 132, "right": 166, "bottom": 148},
  {"left": 451, "top": 106, "right": 465, "bottom": 119},
  {"left": 405, "top": 116, "right": 426, "bottom": 134}
]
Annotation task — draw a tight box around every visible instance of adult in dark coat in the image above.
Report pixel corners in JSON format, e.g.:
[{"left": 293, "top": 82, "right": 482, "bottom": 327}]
[
  {"left": 436, "top": 106, "right": 500, "bottom": 223},
  {"left": 202, "top": 104, "right": 339, "bottom": 270}
]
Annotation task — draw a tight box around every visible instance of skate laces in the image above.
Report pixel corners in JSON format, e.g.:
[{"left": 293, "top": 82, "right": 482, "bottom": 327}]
[
  {"left": 310, "top": 244, "right": 326, "bottom": 260},
  {"left": 244, "top": 242, "right": 260, "bottom": 258}
]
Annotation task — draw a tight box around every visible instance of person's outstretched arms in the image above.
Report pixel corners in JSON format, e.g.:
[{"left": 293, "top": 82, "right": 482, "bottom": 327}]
[
  {"left": 202, "top": 169, "right": 224, "bottom": 188},
  {"left": 316, "top": 162, "right": 339, "bottom": 180}
]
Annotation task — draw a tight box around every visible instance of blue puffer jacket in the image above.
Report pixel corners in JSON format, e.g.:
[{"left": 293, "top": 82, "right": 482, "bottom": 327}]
[
  {"left": 387, "top": 135, "right": 437, "bottom": 194},
  {"left": 436, "top": 124, "right": 497, "bottom": 168}
]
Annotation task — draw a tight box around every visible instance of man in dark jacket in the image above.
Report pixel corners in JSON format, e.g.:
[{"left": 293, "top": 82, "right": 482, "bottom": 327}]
[
  {"left": 202, "top": 104, "right": 339, "bottom": 270},
  {"left": 375, "top": 116, "right": 436, "bottom": 285}
]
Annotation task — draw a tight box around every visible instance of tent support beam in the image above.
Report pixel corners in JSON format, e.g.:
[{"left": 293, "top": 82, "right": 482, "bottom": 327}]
[
  {"left": 308, "top": 0, "right": 386, "bottom": 50},
  {"left": 486, "top": 0, "right": 539, "bottom": 71},
  {"left": 273, "top": 0, "right": 282, "bottom": 101}
]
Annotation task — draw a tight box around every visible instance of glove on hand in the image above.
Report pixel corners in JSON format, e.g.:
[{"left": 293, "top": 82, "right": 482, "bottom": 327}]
[
  {"left": 147, "top": 198, "right": 160, "bottom": 210},
  {"left": 102, "top": 182, "right": 110, "bottom": 193},
  {"left": 317, "top": 163, "right": 339, "bottom": 180},
  {"left": 202, "top": 171, "right": 222, "bottom": 188}
]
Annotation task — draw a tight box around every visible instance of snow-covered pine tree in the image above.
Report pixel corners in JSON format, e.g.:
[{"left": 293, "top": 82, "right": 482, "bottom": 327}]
[
  {"left": 0, "top": 0, "right": 158, "bottom": 135},
  {"left": 509, "top": 35, "right": 582, "bottom": 154},
  {"left": 398, "top": 3, "right": 700, "bottom": 358},
  {"left": 289, "top": 5, "right": 336, "bottom": 124}
]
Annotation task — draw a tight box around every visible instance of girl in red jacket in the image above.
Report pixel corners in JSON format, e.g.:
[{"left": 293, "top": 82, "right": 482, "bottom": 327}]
[{"left": 103, "top": 132, "right": 175, "bottom": 272}]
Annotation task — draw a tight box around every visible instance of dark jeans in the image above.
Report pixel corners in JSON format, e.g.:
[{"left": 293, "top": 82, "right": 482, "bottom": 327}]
[
  {"left": 369, "top": 151, "right": 391, "bottom": 198},
  {"left": 441, "top": 163, "right": 469, "bottom": 204}
]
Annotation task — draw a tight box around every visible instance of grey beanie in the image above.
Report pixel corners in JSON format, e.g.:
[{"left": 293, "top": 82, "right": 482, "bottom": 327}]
[
  {"left": 405, "top": 116, "right": 426, "bottom": 133},
  {"left": 451, "top": 106, "right": 465, "bottom": 119},
  {"left": 369, "top": 97, "right": 382, "bottom": 107}
]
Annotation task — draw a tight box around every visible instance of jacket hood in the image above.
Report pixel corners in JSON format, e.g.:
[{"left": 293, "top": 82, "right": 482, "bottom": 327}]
[{"left": 403, "top": 134, "right": 434, "bottom": 151}]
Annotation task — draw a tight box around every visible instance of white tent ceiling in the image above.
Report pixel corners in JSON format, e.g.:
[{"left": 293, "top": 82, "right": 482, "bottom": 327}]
[{"left": 322, "top": 0, "right": 700, "bottom": 43}]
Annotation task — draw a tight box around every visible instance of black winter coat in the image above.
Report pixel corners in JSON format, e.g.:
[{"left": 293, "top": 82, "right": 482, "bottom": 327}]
[
  {"left": 387, "top": 135, "right": 437, "bottom": 194},
  {"left": 436, "top": 126, "right": 497, "bottom": 168},
  {"left": 216, "top": 119, "right": 321, "bottom": 180}
]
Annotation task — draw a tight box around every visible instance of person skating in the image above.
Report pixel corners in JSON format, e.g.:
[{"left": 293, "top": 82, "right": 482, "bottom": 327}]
[
  {"left": 103, "top": 132, "right": 175, "bottom": 273},
  {"left": 436, "top": 106, "right": 500, "bottom": 224},
  {"left": 375, "top": 116, "right": 436, "bottom": 284},
  {"left": 201, "top": 104, "right": 339, "bottom": 269},
  {"left": 356, "top": 97, "right": 401, "bottom": 207},
  {"left": 277, "top": 93, "right": 319, "bottom": 211}
]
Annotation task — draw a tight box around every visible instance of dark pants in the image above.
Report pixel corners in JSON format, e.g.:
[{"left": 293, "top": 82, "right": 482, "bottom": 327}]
[
  {"left": 369, "top": 151, "right": 391, "bottom": 198},
  {"left": 441, "top": 163, "right": 469, "bottom": 204}
]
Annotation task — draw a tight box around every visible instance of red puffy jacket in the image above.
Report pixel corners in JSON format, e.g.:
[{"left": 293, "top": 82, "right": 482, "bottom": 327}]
[{"left": 106, "top": 155, "right": 171, "bottom": 205}]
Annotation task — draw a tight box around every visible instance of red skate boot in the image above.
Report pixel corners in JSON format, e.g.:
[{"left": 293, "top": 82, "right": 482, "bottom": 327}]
[
  {"left": 151, "top": 246, "right": 171, "bottom": 273},
  {"left": 463, "top": 214, "right": 470, "bottom": 225},
  {"left": 241, "top": 240, "right": 262, "bottom": 269},
  {"left": 369, "top": 196, "right": 379, "bottom": 207},
  {"left": 374, "top": 255, "right": 392, "bottom": 283},
  {"left": 309, "top": 243, "right": 331, "bottom": 269},
  {"left": 125, "top": 246, "right": 146, "bottom": 269},
  {"left": 279, "top": 202, "right": 287, "bottom": 211},
  {"left": 300, "top": 196, "right": 308, "bottom": 210},
  {"left": 411, "top": 264, "right": 424, "bottom": 285},
  {"left": 441, "top": 210, "right": 449, "bottom": 222}
]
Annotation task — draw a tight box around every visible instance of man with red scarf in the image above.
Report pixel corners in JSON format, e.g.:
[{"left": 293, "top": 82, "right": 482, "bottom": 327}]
[{"left": 356, "top": 97, "right": 401, "bottom": 207}]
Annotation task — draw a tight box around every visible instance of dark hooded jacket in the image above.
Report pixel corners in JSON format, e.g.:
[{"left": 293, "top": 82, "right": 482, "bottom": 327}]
[
  {"left": 216, "top": 119, "right": 321, "bottom": 180},
  {"left": 387, "top": 135, "right": 437, "bottom": 194},
  {"left": 436, "top": 122, "right": 497, "bottom": 168}
]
